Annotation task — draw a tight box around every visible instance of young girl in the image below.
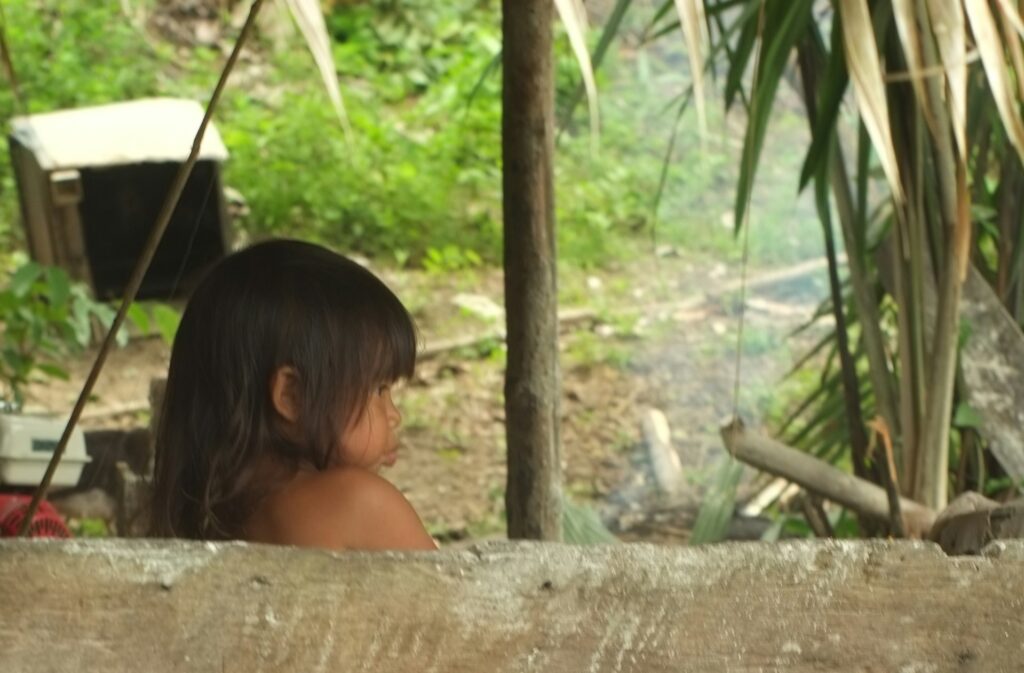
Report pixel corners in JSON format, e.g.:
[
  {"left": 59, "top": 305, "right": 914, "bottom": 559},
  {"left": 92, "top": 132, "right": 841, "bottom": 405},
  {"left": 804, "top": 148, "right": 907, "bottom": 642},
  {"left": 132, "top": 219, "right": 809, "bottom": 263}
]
[{"left": 149, "top": 239, "right": 436, "bottom": 550}]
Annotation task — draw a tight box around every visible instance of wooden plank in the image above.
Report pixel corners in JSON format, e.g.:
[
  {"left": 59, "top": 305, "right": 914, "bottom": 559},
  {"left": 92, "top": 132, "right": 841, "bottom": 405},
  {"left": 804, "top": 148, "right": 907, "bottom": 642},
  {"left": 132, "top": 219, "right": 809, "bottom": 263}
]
[
  {"left": 8, "top": 142, "right": 57, "bottom": 266},
  {"left": 2, "top": 539, "right": 1024, "bottom": 672}
]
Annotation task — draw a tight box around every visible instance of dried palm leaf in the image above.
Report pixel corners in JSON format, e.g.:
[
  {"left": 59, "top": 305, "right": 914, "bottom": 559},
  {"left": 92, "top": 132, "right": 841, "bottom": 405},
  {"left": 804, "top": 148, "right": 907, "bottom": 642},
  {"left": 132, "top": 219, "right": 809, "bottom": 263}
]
[
  {"left": 998, "top": 0, "right": 1024, "bottom": 101},
  {"left": 554, "top": 0, "right": 601, "bottom": 146},
  {"left": 926, "top": 0, "right": 969, "bottom": 158},
  {"left": 965, "top": 0, "right": 1024, "bottom": 159},
  {"left": 278, "top": 0, "right": 351, "bottom": 137},
  {"left": 673, "top": 0, "right": 708, "bottom": 135},
  {"left": 893, "top": 0, "right": 936, "bottom": 132},
  {"left": 994, "top": 0, "right": 1024, "bottom": 36},
  {"left": 839, "top": 0, "right": 906, "bottom": 204}
]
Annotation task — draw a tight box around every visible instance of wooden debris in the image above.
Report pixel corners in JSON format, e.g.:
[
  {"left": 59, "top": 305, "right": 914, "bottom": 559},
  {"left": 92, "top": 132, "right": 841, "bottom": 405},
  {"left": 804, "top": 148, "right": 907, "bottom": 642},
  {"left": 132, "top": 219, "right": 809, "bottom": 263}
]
[
  {"left": 799, "top": 493, "right": 834, "bottom": 538},
  {"left": 721, "top": 420, "right": 937, "bottom": 536},
  {"left": 740, "top": 476, "right": 800, "bottom": 516},
  {"left": 114, "top": 461, "right": 150, "bottom": 537},
  {"left": 929, "top": 491, "right": 1024, "bottom": 555},
  {"left": 641, "top": 408, "right": 683, "bottom": 495}
]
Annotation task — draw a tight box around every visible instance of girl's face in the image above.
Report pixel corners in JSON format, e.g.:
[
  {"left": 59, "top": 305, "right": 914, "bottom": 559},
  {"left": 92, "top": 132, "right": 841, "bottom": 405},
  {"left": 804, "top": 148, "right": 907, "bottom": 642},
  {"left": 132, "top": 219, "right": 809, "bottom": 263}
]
[{"left": 336, "top": 384, "right": 402, "bottom": 471}]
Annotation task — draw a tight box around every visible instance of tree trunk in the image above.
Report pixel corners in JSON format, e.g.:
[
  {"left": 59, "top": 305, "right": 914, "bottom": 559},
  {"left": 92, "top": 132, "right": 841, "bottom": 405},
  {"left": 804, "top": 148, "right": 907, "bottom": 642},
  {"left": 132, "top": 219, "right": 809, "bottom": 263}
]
[{"left": 502, "top": 0, "right": 562, "bottom": 540}]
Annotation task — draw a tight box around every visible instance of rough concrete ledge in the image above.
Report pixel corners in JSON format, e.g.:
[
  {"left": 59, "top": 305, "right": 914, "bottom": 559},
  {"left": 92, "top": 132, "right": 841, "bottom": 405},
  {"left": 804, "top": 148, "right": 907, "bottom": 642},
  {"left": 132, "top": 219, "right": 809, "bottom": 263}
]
[{"left": 1, "top": 539, "right": 1022, "bottom": 672}]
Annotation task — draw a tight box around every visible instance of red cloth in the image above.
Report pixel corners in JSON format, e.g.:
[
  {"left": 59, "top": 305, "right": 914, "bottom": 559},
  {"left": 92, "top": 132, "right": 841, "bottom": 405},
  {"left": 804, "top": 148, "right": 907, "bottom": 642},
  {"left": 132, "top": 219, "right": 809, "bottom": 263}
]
[{"left": 0, "top": 494, "right": 71, "bottom": 537}]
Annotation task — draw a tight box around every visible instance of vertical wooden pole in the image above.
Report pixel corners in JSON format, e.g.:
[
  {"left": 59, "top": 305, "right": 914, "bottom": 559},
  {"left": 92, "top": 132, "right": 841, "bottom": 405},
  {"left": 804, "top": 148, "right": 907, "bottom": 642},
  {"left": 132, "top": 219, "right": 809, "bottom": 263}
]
[{"left": 502, "top": 0, "right": 563, "bottom": 540}]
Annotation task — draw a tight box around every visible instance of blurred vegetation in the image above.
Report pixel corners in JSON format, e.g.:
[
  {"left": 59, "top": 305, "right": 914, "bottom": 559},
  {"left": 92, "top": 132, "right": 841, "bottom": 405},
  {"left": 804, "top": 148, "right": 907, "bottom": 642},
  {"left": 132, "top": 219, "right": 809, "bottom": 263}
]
[{"left": 0, "top": 0, "right": 818, "bottom": 272}]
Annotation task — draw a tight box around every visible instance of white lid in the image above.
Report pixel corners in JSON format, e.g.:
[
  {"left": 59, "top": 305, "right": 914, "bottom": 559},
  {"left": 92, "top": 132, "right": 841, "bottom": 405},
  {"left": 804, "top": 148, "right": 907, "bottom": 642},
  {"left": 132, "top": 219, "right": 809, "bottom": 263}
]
[{"left": 10, "top": 97, "right": 229, "bottom": 170}]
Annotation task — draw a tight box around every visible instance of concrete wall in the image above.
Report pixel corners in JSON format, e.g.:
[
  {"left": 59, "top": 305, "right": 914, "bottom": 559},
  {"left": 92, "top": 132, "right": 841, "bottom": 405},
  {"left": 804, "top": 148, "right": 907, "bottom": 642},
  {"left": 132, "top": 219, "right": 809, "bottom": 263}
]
[{"left": 2, "top": 539, "right": 1022, "bottom": 672}]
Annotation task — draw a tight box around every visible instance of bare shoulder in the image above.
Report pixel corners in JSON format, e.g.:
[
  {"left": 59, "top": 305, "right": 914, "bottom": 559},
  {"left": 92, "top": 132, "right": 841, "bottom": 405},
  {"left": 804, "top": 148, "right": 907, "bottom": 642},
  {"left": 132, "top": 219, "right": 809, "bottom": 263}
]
[{"left": 277, "top": 467, "right": 437, "bottom": 551}]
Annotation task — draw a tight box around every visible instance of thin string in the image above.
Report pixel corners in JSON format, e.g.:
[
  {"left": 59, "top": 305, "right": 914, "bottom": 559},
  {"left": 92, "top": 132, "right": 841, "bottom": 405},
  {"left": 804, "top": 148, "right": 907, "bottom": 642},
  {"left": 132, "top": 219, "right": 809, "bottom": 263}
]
[
  {"left": 168, "top": 167, "right": 219, "bottom": 298},
  {"left": 18, "top": 0, "right": 268, "bottom": 535},
  {"left": 730, "top": 0, "right": 767, "bottom": 423}
]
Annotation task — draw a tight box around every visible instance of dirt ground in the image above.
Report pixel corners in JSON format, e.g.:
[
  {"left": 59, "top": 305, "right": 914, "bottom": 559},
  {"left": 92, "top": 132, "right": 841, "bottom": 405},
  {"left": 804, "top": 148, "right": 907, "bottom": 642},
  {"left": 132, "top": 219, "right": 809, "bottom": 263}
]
[{"left": 25, "top": 252, "right": 827, "bottom": 543}]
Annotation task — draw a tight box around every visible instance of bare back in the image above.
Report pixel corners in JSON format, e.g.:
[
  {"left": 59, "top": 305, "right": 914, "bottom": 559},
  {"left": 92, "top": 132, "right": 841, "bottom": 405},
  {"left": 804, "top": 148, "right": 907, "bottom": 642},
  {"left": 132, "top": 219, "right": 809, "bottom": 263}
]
[{"left": 244, "top": 467, "right": 437, "bottom": 551}]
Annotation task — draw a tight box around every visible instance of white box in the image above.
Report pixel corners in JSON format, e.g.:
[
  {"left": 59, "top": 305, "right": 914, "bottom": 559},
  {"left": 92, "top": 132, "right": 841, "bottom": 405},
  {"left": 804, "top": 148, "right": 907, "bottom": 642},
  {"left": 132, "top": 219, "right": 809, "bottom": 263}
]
[{"left": 0, "top": 413, "right": 89, "bottom": 487}]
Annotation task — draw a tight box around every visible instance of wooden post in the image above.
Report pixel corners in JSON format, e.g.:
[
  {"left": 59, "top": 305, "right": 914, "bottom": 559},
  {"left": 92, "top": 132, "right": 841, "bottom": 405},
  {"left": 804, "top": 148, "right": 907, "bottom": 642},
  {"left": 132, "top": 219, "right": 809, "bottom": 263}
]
[{"left": 502, "top": 0, "right": 562, "bottom": 540}]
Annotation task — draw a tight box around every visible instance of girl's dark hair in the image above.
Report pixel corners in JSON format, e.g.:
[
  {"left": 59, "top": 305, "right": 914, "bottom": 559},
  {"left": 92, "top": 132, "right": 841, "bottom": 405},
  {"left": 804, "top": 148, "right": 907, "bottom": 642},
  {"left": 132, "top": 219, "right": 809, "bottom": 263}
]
[{"left": 149, "top": 240, "right": 416, "bottom": 539}]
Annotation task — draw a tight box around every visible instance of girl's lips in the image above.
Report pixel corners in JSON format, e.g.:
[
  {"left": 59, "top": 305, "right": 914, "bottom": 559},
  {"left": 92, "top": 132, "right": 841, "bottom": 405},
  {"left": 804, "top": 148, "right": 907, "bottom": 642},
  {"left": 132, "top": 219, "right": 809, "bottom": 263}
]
[{"left": 382, "top": 451, "right": 398, "bottom": 467}]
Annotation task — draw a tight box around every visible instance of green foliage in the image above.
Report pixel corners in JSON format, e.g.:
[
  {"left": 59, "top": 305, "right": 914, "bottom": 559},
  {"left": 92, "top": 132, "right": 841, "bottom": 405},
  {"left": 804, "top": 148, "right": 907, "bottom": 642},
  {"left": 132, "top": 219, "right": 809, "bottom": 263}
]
[
  {"left": 423, "top": 245, "right": 483, "bottom": 274},
  {"left": 0, "top": 0, "right": 816, "bottom": 271},
  {"left": 730, "top": 0, "right": 814, "bottom": 233},
  {"left": 689, "top": 456, "right": 744, "bottom": 545},
  {"left": 68, "top": 516, "right": 110, "bottom": 537},
  {"left": 952, "top": 403, "right": 984, "bottom": 430},
  {"left": 760, "top": 507, "right": 860, "bottom": 541},
  {"left": 150, "top": 304, "right": 182, "bottom": 344},
  {"left": 562, "top": 497, "right": 619, "bottom": 544},
  {"left": 223, "top": 0, "right": 668, "bottom": 266},
  {"left": 221, "top": 0, "right": 505, "bottom": 262},
  {"left": 983, "top": 476, "right": 1024, "bottom": 498},
  {"left": 0, "top": 1, "right": 161, "bottom": 111},
  {"left": 564, "top": 331, "right": 633, "bottom": 370},
  {"left": 126, "top": 302, "right": 182, "bottom": 344},
  {"left": 0, "top": 0, "right": 168, "bottom": 244},
  {"left": 0, "top": 262, "right": 126, "bottom": 407}
]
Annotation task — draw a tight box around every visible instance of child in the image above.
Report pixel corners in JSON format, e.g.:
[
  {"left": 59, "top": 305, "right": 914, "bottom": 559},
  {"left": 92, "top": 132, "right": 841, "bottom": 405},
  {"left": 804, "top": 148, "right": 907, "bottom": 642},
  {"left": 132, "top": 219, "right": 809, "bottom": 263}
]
[{"left": 149, "top": 239, "right": 436, "bottom": 550}]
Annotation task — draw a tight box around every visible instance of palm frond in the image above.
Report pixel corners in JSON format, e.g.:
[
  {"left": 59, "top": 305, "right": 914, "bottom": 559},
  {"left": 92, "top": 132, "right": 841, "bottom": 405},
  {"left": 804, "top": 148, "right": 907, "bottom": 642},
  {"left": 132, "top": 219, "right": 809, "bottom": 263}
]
[
  {"left": 553, "top": 0, "right": 600, "bottom": 147},
  {"left": 280, "top": 0, "right": 351, "bottom": 138}
]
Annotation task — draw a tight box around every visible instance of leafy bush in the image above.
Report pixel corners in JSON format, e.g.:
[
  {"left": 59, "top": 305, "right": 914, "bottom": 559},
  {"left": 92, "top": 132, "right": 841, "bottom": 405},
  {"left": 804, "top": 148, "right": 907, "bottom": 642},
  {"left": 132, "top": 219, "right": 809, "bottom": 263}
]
[
  {"left": 0, "top": 0, "right": 722, "bottom": 270},
  {"left": 0, "top": 0, "right": 167, "bottom": 246},
  {"left": 223, "top": 0, "right": 672, "bottom": 266},
  {"left": 0, "top": 262, "right": 126, "bottom": 408},
  {"left": 221, "top": 0, "right": 507, "bottom": 263}
]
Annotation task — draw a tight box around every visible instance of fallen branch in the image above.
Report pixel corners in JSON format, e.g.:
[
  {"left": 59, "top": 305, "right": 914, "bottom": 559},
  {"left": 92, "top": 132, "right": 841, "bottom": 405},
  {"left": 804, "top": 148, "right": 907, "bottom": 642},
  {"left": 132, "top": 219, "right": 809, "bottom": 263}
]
[
  {"left": 721, "top": 420, "right": 936, "bottom": 536},
  {"left": 799, "top": 494, "right": 834, "bottom": 538},
  {"left": 739, "top": 476, "right": 800, "bottom": 516}
]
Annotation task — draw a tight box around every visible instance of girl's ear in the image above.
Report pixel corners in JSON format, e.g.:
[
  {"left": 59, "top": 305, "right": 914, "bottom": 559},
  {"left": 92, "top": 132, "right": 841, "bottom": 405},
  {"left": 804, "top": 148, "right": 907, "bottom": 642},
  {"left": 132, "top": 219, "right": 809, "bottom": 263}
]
[{"left": 270, "top": 366, "right": 301, "bottom": 423}]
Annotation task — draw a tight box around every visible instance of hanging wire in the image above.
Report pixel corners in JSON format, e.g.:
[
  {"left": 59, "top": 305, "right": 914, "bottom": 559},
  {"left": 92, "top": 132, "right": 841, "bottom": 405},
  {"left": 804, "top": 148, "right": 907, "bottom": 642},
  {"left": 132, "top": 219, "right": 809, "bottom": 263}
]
[
  {"left": 729, "top": 0, "right": 768, "bottom": 425},
  {"left": 17, "top": 0, "right": 268, "bottom": 535},
  {"left": 168, "top": 167, "right": 219, "bottom": 298}
]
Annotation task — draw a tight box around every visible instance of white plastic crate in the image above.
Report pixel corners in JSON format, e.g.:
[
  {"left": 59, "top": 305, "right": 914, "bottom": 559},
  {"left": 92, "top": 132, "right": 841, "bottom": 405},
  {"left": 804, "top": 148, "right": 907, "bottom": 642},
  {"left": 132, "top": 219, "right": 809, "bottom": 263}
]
[{"left": 0, "top": 413, "right": 89, "bottom": 487}]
